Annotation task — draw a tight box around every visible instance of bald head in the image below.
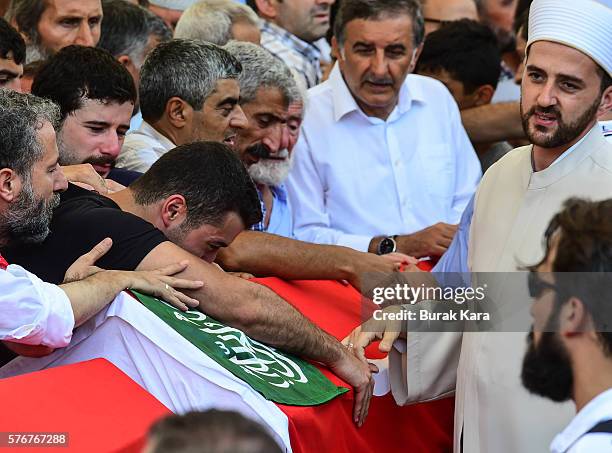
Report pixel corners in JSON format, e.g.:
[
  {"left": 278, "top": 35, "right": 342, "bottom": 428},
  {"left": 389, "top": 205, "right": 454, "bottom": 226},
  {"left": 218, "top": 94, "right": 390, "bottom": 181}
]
[{"left": 421, "top": 0, "right": 479, "bottom": 35}]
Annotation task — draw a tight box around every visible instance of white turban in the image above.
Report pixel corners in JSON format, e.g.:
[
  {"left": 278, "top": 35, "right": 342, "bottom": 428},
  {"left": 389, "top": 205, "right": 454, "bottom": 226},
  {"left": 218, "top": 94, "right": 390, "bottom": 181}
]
[
  {"left": 528, "top": 0, "right": 612, "bottom": 76},
  {"left": 148, "top": 0, "right": 199, "bottom": 11}
]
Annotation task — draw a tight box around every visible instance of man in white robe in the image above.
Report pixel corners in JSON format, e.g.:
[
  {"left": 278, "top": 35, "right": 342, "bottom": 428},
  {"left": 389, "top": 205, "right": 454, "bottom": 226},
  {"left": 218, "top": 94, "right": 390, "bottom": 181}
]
[{"left": 344, "top": 0, "right": 612, "bottom": 451}]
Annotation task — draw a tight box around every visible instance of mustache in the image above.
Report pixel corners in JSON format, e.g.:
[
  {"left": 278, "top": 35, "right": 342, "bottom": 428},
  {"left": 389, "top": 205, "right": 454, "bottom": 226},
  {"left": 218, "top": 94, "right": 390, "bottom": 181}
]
[
  {"left": 84, "top": 155, "right": 116, "bottom": 167},
  {"left": 311, "top": 4, "right": 330, "bottom": 15},
  {"left": 363, "top": 75, "right": 394, "bottom": 86},
  {"left": 246, "top": 143, "right": 273, "bottom": 159},
  {"left": 527, "top": 105, "right": 561, "bottom": 119}
]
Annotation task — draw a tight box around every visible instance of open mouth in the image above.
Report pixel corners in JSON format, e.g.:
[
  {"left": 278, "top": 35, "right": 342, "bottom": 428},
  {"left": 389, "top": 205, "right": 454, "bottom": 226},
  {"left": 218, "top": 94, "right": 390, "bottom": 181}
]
[{"left": 533, "top": 111, "right": 558, "bottom": 127}]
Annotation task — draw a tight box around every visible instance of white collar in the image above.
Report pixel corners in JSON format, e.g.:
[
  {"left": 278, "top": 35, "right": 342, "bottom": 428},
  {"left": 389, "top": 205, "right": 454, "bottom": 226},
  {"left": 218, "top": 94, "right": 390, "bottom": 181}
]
[
  {"left": 551, "top": 388, "right": 612, "bottom": 453},
  {"left": 328, "top": 64, "right": 424, "bottom": 123},
  {"left": 139, "top": 121, "right": 176, "bottom": 152}
]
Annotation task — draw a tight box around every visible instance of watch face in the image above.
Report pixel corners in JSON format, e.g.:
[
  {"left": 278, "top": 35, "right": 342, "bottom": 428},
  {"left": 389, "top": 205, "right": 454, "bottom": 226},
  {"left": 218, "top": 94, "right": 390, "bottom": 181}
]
[{"left": 379, "top": 237, "right": 396, "bottom": 255}]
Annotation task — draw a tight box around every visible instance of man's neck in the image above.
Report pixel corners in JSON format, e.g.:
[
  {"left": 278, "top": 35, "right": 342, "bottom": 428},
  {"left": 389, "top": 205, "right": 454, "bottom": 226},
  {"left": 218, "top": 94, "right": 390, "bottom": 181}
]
[
  {"left": 572, "top": 347, "right": 612, "bottom": 412},
  {"left": 532, "top": 122, "right": 596, "bottom": 172},
  {"left": 150, "top": 120, "right": 180, "bottom": 147},
  {"left": 106, "top": 189, "right": 159, "bottom": 228}
]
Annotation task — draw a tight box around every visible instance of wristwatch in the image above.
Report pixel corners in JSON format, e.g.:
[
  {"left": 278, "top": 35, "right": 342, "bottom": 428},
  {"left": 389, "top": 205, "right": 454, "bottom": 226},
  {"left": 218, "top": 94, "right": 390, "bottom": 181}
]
[{"left": 377, "top": 236, "right": 397, "bottom": 255}]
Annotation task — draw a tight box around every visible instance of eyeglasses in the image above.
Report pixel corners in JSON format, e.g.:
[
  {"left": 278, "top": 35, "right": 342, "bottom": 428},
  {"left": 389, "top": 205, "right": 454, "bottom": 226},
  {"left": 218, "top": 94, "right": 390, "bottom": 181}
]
[{"left": 528, "top": 271, "right": 558, "bottom": 298}]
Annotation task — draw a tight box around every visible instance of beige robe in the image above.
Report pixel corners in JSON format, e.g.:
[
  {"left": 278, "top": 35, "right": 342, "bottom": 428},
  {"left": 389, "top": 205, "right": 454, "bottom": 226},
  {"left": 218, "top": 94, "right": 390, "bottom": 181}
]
[{"left": 390, "top": 125, "right": 612, "bottom": 452}]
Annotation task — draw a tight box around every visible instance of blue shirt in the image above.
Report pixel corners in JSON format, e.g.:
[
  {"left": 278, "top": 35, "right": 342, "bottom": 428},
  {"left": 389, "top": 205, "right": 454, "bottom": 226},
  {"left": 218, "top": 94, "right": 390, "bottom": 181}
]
[
  {"left": 432, "top": 195, "right": 474, "bottom": 288},
  {"left": 251, "top": 185, "right": 294, "bottom": 238}
]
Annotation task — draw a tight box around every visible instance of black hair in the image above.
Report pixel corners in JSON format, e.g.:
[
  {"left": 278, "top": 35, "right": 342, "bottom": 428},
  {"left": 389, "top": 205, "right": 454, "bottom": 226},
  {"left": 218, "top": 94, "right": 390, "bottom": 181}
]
[
  {"left": 334, "top": 0, "right": 424, "bottom": 47},
  {"left": 31, "top": 45, "right": 136, "bottom": 120},
  {"left": 139, "top": 39, "right": 241, "bottom": 123},
  {"left": 131, "top": 141, "right": 262, "bottom": 230},
  {"left": 416, "top": 19, "right": 502, "bottom": 93},
  {"left": 0, "top": 17, "right": 25, "bottom": 65}
]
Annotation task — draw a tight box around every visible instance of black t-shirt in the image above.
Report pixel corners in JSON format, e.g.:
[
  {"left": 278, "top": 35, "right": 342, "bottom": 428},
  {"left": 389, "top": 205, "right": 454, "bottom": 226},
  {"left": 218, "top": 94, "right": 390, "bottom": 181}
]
[{"left": 4, "top": 184, "right": 168, "bottom": 284}]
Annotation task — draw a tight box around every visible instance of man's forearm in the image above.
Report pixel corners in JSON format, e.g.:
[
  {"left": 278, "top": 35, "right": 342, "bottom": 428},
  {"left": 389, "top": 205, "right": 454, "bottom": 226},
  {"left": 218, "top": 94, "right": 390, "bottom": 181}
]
[
  {"left": 461, "top": 102, "right": 525, "bottom": 143},
  {"left": 60, "top": 271, "right": 131, "bottom": 327},
  {"left": 221, "top": 280, "right": 344, "bottom": 364},
  {"left": 217, "top": 231, "right": 374, "bottom": 281}
]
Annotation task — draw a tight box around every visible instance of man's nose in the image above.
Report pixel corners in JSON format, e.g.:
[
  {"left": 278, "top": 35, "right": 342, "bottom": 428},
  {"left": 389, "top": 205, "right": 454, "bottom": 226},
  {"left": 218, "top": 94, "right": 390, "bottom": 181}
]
[
  {"left": 536, "top": 81, "right": 558, "bottom": 108},
  {"left": 74, "top": 23, "right": 96, "bottom": 47},
  {"left": 370, "top": 50, "right": 389, "bottom": 78},
  {"left": 100, "top": 133, "right": 121, "bottom": 158},
  {"left": 230, "top": 105, "right": 248, "bottom": 130}
]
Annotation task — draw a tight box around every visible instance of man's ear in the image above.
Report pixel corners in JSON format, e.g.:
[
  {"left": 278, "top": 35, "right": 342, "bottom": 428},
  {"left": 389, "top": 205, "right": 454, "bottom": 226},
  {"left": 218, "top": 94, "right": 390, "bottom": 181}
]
[
  {"left": 254, "top": 0, "right": 278, "bottom": 20},
  {"left": 160, "top": 194, "right": 188, "bottom": 228},
  {"left": 165, "top": 97, "right": 191, "bottom": 130},
  {"left": 597, "top": 84, "right": 612, "bottom": 118},
  {"left": 408, "top": 43, "right": 424, "bottom": 73},
  {"left": 559, "top": 297, "right": 589, "bottom": 338},
  {"left": 0, "top": 168, "right": 20, "bottom": 203},
  {"left": 331, "top": 36, "right": 343, "bottom": 62},
  {"left": 472, "top": 85, "right": 496, "bottom": 107}
]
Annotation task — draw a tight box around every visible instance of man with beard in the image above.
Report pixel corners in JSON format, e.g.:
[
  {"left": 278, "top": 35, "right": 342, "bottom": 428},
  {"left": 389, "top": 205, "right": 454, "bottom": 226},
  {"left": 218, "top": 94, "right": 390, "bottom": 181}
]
[
  {"left": 224, "top": 40, "right": 304, "bottom": 238},
  {"left": 343, "top": 0, "right": 612, "bottom": 450},
  {"left": 5, "top": 0, "right": 103, "bottom": 64},
  {"left": 31, "top": 45, "right": 141, "bottom": 187},
  {"left": 118, "top": 39, "right": 248, "bottom": 173},
  {"left": 4, "top": 141, "right": 376, "bottom": 426},
  {"left": 0, "top": 89, "right": 203, "bottom": 359},
  {"left": 246, "top": 0, "right": 335, "bottom": 90},
  {"left": 522, "top": 198, "right": 612, "bottom": 452}
]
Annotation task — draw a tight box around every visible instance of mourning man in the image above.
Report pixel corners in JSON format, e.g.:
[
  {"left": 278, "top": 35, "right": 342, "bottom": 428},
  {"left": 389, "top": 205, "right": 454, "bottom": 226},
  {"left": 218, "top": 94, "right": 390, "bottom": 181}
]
[
  {"left": 6, "top": 0, "right": 103, "bottom": 63},
  {"left": 0, "top": 90, "right": 202, "bottom": 359},
  {"left": 118, "top": 39, "right": 247, "bottom": 173},
  {"left": 31, "top": 45, "right": 141, "bottom": 186},
  {"left": 287, "top": 0, "right": 481, "bottom": 259},
  {"left": 4, "top": 137, "right": 378, "bottom": 425}
]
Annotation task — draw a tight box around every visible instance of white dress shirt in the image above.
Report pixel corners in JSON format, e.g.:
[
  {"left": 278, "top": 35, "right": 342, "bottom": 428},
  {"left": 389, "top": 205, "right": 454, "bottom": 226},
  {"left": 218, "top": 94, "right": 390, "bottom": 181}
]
[
  {"left": 0, "top": 265, "right": 74, "bottom": 348},
  {"left": 117, "top": 120, "right": 175, "bottom": 173},
  {"left": 551, "top": 389, "right": 612, "bottom": 453},
  {"left": 286, "top": 65, "right": 482, "bottom": 252}
]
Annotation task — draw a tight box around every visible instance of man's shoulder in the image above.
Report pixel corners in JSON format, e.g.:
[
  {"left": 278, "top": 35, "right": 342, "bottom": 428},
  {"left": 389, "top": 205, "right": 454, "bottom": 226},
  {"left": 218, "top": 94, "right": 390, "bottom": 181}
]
[
  {"left": 405, "top": 74, "right": 458, "bottom": 108},
  {"left": 301, "top": 80, "right": 336, "bottom": 124}
]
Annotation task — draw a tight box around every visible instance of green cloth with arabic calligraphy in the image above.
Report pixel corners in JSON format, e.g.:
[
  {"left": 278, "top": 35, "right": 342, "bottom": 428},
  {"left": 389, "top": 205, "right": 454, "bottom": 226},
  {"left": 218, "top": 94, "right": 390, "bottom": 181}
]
[{"left": 132, "top": 291, "right": 348, "bottom": 406}]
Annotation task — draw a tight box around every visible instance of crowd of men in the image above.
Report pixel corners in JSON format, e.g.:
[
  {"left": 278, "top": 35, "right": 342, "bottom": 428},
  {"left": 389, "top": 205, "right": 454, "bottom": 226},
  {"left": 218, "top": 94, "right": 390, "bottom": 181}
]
[{"left": 1, "top": 0, "right": 612, "bottom": 451}]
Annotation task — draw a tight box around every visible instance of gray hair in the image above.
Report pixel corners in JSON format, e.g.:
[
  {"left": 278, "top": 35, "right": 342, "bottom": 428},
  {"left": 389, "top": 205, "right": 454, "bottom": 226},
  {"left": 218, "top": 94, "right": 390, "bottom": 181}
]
[
  {"left": 98, "top": 0, "right": 171, "bottom": 68},
  {"left": 174, "top": 0, "right": 258, "bottom": 46},
  {"left": 223, "top": 41, "right": 298, "bottom": 105},
  {"left": 139, "top": 39, "right": 242, "bottom": 123},
  {"left": 334, "top": 0, "right": 425, "bottom": 47},
  {"left": 0, "top": 90, "right": 60, "bottom": 179}
]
